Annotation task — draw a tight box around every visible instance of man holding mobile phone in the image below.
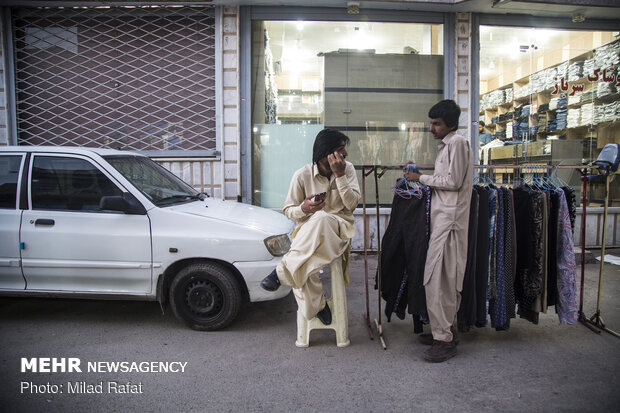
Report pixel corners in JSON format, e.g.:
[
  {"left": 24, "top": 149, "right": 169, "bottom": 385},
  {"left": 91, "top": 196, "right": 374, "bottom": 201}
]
[{"left": 260, "top": 129, "right": 361, "bottom": 326}]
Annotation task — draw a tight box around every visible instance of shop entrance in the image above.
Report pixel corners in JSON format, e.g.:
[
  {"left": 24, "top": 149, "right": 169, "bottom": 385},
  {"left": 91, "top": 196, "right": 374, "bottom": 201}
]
[{"left": 478, "top": 27, "right": 619, "bottom": 206}]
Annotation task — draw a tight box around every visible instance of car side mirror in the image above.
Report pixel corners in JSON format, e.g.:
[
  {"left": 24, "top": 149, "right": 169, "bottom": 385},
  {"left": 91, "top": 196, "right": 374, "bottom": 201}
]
[{"left": 99, "top": 192, "right": 146, "bottom": 215}]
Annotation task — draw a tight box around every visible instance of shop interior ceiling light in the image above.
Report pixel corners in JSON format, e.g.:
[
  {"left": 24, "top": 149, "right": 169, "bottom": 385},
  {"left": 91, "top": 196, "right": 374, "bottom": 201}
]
[
  {"left": 347, "top": 2, "right": 360, "bottom": 14},
  {"left": 572, "top": 11, "right": 586, "bottom": 23}
]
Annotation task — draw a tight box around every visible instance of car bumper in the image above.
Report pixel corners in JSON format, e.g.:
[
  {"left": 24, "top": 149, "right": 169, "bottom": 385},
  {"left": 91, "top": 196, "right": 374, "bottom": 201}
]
[{"left": 233, "top": 259, "right": 291, "bottom": 302}]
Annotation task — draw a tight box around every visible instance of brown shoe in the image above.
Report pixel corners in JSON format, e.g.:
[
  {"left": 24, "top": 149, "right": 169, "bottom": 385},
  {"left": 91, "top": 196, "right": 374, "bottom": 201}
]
[
  {"left": 418, "top": 328, "right": 459, "bottom": 346},
  {"left": 424, "top": 340, "right": 457, "bottom": 363},
  {"left": 418, "top": 333, "right": 434, "bottom": 345}
]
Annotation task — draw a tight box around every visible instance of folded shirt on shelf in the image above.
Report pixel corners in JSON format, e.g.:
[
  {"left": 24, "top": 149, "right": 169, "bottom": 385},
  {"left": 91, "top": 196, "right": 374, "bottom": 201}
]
[
  {"left": 538, "top": 113, "right": 548, "bottom": 130},
  {"left": 597, "top": 81, "right": 617, "bottom": 98},
  {"left": 549, "top": 97, "right": 559, "bottom": 111},
  {"left": 581, "top": 103, "right": 594, "bottom": 126},
  {"left": 557, "top": 97, "right": 567, "bottom": 109},
  {"left": 568, "top": 95, "right": 581, "bottom": 106},
  {"left": 567, "top": 108, "right": 581, "bottom": 129},
  {"left": 498, "top": 112, "right": 514, "bottom": 122},
  {"left": 556, "top": 108, "right": 568, "bottom": 130},
  {"left": 594, "top": 41, "right": 620, "bottom": 70},
  {"left": 581, "top": 89, "right": 596, "bottom": 103},
  {"left": 568, "top": 61, "right": 583, "bottom": 82}
]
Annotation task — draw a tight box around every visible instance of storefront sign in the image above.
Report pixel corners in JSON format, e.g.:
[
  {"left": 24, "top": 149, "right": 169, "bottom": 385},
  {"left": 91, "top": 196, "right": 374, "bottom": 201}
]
[{"left": 552, "top": 66, "right": 620, "bottom": 95}]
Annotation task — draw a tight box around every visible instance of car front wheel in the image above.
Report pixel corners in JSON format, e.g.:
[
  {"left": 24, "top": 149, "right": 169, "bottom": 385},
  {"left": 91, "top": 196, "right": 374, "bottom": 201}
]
[{"left": 169, "top": 262, "right": 241, "bottom": 330}]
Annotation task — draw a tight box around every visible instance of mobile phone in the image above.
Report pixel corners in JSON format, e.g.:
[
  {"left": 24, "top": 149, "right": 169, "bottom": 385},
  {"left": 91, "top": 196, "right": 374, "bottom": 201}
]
[{"left": 313, "top": 192, "right": 326, "bottom": 202}]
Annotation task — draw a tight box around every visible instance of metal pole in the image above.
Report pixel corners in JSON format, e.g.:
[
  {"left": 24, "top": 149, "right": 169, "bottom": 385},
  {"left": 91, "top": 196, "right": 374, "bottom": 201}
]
[
  {"left": 583, "top": 170, "right": 620, "bottom": 338},
  {"left": 362, "top": 166, "right": 373, "bottom": 340},
  {"left": 595, "top": 173, "right": 609, "bottom": 315},
  {"left": 577, "top": 170, "right": 600, "bottom": 333},
  {"left": 374, "top": 166, "right": 387, "bottom": 350},
  {"left": 579, "top": 172, "right": 587, "bottom": 315}
]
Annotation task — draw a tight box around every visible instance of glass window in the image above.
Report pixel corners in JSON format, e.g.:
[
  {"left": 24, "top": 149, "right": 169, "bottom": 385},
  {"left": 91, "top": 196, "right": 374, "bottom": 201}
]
[
  {"left": 251, "top": 20, "right": 444, "bottom": 207},
  {"left": 0, "top": 156, "right": 23, "bottom": 209},
  {"left": 479, "top": 27, "right": 619, "bottom": 206},
  {"left": 105, "top": 155, "right": 201, "bottom": 206},
  {"left": 31, "top": 156, "right": 124, "bottom": 211}
]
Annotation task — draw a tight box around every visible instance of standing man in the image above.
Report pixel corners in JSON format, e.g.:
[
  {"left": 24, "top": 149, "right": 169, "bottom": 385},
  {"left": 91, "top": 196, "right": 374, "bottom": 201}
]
[
  {"left": 261, "top": 129, "right": 361, "bottom": 325},
  {"left": 405, "top": 100, "right": 473, "bottom": 362}
]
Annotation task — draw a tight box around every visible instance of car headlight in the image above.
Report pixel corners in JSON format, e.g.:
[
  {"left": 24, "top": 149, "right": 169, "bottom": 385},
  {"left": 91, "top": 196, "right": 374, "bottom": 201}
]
[{"left": 264, "top": 234, "right": 291, "bottom": 257}]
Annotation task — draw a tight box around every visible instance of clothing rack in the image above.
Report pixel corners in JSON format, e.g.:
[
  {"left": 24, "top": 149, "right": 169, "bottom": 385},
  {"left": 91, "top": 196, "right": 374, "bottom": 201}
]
[
  {"left": 358, "top": 164, "right": 439, "bottom": 349},
  {"left": 358, "top": 163, "right": 617, "bottom": 342},
  {"left": 475, "top": 163, "right": 617, "bottom": 337}
]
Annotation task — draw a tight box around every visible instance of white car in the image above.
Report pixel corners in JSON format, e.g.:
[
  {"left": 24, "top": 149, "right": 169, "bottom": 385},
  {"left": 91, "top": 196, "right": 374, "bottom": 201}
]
[{"left": 0, "top": 146, "right": 293, "bottom": 330}]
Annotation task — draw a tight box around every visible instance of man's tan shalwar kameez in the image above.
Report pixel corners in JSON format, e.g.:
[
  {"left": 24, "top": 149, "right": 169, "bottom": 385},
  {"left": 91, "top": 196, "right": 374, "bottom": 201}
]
[
  {"left": 419, "top": 131, "right": 473, "bottom": 342},
  {"left": 276, "top": 161, "right": 361, "bottom": 320}
]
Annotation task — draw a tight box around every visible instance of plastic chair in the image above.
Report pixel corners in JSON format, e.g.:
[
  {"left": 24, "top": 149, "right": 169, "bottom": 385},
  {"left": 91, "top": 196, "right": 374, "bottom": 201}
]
[{"left": 295, "top": 256, "right": 350, "bottom": 348}]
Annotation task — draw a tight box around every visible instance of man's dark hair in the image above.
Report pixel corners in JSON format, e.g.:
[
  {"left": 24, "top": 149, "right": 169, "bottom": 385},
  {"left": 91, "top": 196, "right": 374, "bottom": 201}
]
[
  {"left": 428, "top": 99, "right": 461, "bottom": 131},
  {"left": 479, "top": 120, "right": 485, "bottom": 127},
  {"left": 312, "top": 128, "right": 350, "bottom": 164}
]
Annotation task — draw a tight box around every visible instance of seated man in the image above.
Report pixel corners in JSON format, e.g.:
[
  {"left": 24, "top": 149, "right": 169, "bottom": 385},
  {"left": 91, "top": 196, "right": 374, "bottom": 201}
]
[{"left": 261, "top": 128, "right": 361, "bottom": 325}]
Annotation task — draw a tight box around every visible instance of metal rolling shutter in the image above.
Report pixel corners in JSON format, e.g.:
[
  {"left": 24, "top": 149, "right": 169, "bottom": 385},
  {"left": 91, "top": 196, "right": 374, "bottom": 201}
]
[{"left": 11, "top": 5, "right": 216, "bottom": 151}]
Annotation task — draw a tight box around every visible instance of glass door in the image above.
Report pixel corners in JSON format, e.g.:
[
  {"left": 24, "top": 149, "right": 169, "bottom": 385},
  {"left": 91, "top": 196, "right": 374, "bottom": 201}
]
[{"left": 251, "top": 19, "right": 444, "bottom": 208}]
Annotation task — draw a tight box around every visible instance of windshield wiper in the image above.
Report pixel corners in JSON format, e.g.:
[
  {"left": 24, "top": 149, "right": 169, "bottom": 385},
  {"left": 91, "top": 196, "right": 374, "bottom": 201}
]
[{"left": 157, "top": 194, "right": 204, "bottom": 205}]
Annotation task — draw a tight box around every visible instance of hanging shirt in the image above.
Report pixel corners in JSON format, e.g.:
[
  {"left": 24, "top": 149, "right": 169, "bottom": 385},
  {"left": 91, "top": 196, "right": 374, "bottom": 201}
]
[{"left": 556, "top": 189, "right": 578, "bottom": 324}]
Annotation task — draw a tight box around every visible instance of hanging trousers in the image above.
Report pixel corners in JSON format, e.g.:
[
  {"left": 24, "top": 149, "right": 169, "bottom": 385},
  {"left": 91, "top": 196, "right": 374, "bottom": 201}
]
[{"left": 457, "top": 190, "right": 479, "bottom": 332}]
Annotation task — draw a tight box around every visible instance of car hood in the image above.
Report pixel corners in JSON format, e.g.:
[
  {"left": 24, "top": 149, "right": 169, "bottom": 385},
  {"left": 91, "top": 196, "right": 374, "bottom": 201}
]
[{"left": 165, "top": 198, "right": 294, "bottom": 235}]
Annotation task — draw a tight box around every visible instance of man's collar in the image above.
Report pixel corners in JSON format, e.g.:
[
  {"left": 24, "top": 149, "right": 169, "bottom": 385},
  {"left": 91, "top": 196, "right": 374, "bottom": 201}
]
[
  {"left": 312, "top": 163, "right": 322, "bottom": 178},
  {"left": 439, "top": 131, "right": 457, "bottom": 146},
  {"left": 442, "top": 131, "right": 457, "bottom": 142}
]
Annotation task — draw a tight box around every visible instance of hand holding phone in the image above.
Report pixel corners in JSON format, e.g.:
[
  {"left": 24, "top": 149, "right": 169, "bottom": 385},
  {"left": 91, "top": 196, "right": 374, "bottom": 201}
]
[{"left": 302, "top": 192, "right": 326, "bottom": 214}]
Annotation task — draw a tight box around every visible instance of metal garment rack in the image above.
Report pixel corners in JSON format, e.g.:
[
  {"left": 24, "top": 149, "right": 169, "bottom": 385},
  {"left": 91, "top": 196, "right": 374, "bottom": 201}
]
[
  {"left": 576, "top": 167, "right": 619, "bottom": 338},
  {"left": 476, "top": 163, "right": 618, "bottom": 338},
  {"left": 358, "top": 163, "right": 618, "bottom": 348},
  {"left": 358, "top": 164, "right": 430, "bottom": 350}
]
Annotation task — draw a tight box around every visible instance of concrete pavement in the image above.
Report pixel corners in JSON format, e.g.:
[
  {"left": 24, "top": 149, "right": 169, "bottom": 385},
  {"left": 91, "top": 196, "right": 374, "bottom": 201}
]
[{"left": 0, "top": 250, "right": 619, "bottom": 412}]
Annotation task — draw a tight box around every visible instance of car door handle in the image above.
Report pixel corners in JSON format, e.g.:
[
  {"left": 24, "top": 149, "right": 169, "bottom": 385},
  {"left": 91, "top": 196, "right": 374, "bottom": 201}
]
[{"left": 34, "top": 219, "right": 55, "bottom": 226}]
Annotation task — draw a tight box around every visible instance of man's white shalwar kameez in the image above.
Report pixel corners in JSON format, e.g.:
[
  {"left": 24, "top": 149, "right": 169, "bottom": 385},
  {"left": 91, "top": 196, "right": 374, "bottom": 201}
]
[
  {"left": 276, "top": 162, "right": 360, "bottom": 320},
  {"left": 419, "top": 131, "right": 473, "bottom": 342}
]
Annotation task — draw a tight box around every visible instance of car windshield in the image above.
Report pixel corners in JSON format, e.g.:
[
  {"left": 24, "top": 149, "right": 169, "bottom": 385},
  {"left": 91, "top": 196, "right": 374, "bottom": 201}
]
[{"left": 104, "top": 155, "right": 204, "bottom": 206}]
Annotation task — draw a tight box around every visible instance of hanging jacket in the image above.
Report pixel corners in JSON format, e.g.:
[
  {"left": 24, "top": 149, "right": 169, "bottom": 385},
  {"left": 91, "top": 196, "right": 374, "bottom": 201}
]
[{"left": 379, "top": 180, "right": 431, "bottom": 328}]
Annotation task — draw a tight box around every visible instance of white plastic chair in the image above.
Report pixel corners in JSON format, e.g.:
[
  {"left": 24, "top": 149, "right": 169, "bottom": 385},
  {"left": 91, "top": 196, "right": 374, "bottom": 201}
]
[{"left": 295, "top": 256, "right": 350, "bottom": 348}]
